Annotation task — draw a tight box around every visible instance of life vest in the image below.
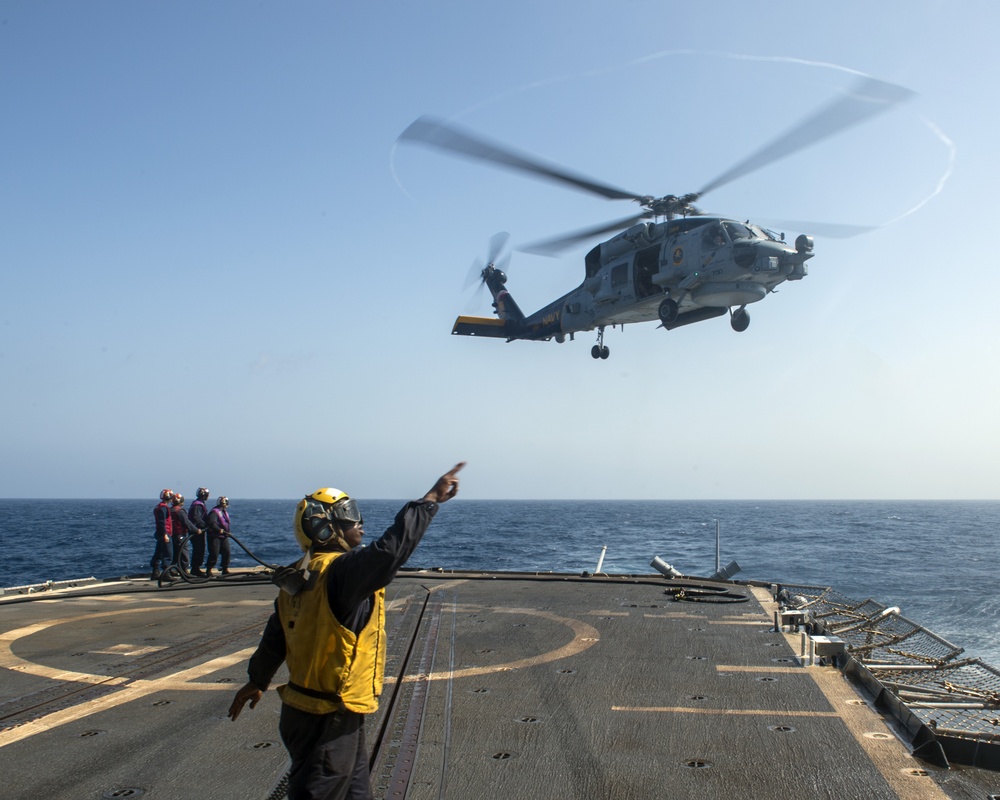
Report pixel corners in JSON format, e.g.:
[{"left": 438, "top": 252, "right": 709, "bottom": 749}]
[
  {"left": 169, "top": 506, "right": 186, "bottom": 536},
  {"left": 276, "top": 550, "right": 386, "bottom": 715},
  {"left": 210, "top": 507, "right": 230, "bottom": 536},
  {"left": 154, "top": 501, "right": 173, "bottom": 537},
  {"left": 189, "top": 499, "right": 207, "bottom": 528}
]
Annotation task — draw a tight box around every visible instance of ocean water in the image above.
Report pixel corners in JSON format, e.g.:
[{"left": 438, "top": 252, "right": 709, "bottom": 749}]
[{"left": 2, "top": 499, "right": 998, "bottom": 665}]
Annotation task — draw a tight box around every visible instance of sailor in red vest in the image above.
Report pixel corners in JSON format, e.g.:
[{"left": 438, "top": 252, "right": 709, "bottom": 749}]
[
  {"left": 227, "top": 462, "right": 464, "bottom": 800},
  {"left": 149, "top": 489, "right": 174, "bottom": 580}
]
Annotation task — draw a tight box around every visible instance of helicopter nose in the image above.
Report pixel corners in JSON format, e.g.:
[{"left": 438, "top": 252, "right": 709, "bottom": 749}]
[
  {"left": 736, "top": 239, "right": 798, "bottom": 275},
  {"left": 777, "top": 240, "right": 813, "bottom": 279}
]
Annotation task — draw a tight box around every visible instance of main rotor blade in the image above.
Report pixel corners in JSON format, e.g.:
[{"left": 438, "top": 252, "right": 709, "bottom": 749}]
[
  {"left": 757, "top": 219, "right": 880, "bottom": 239},
  {"left": 520, "top": 213, "right": 647, "bottom": 256},
  {"left": 698, "top": 76, "right": 916, "bottom": 198},
  {"left": 399, "top": 116, "right": 640, "bottom": 201}
]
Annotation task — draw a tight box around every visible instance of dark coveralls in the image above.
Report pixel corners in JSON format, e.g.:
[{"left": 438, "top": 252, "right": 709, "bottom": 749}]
[
  {"left": 188, "top": 499, "right": 209, "bottom": 571},
  {"left": 206, "top": 505, "right": 231, "bottom": 573},
  {"left": 169, "top": 505, "right": 199, "bottom": 571},
  {"left": 245, "top": 500, "right": 438, "bottom": 800},
  {"left": 149, "top": 501, "right": 173, "bottom": 576}
]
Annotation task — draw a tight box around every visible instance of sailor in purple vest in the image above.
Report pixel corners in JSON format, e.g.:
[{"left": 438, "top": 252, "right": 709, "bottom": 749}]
[
  {"left": 169, "top": 493, "right": 203, "bottom": 573},
  {"left": 188, "top": 487, "right": 211, "bottom": 576},
  {"left": 205, "top": 496, "right": 231, "bottom": 577},
  {"left": 150, "top": 489, "right": 175, "bottom": 580}
]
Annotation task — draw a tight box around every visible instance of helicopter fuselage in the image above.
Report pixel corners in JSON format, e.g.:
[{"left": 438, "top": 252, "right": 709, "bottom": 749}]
[{"left": 452, "top": 216, "right": 814, "bottom": 347}]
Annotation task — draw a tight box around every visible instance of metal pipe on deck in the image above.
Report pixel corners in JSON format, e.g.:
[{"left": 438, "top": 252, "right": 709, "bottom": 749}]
[
  {"left": 595, "top": 546, "right": 607, "bottom": 574},
  {"left": 715, "top": 520, "right": 720, "bottom": 575},
  {"left": 650, "top": 556, "right": 682, "bottom": 578}
]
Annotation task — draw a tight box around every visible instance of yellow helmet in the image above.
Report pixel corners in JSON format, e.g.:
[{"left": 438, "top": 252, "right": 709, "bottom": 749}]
[{"left": 293, "top": 488, "right": 363, "bottom": 552}]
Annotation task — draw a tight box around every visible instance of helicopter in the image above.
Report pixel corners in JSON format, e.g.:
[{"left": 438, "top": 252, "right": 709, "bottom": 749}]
[{"left": 399, "top": 76, "right": 914, "bottom": 359}]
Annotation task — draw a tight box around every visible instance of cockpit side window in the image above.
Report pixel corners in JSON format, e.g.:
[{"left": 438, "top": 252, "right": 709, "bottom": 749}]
[
  {"left": 702, "top": 222, "right": 726, "bottom": 248},
  {"left": 611, "top": 262, "right": 628, "bottom": 288}
]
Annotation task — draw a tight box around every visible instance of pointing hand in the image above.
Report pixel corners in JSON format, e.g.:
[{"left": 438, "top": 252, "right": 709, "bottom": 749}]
[{"left": 423, "top": 462, "right": 466, "bottom": 504}]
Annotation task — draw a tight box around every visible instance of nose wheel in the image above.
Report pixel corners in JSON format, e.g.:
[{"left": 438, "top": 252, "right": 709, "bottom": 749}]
[{"left": 591, "top": 326, "right": 610, "bottom": 359}]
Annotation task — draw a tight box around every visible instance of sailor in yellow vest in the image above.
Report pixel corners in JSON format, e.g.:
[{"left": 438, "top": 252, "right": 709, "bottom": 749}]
[{"left": 227, "top": 462, "right": 465, "bottom": 800}]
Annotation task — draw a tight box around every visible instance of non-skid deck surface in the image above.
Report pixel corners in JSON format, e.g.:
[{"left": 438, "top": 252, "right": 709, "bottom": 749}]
[{"left": 0, "top": 572, "right": 986, "bottom": 799}]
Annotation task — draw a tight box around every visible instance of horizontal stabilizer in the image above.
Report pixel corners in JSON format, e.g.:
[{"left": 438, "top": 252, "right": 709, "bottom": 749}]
[{"left": 452, "top": 315, "right": 508, "bottom": 338}]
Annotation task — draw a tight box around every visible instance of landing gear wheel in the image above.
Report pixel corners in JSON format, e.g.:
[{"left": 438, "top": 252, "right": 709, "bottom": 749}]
[
  {"left": 657, "top": 297, "right": 679, "bottom": 325},
  {"left": 591, "top": 326, "right": 609, "bottom": 360},
  {"left": 731, "top": 307, "right": 750, "bottom": 332}
]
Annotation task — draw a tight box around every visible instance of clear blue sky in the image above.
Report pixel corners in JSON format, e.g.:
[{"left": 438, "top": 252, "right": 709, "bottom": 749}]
[{"left": 2, "top": 1, "right": 997, "bottom": 500}]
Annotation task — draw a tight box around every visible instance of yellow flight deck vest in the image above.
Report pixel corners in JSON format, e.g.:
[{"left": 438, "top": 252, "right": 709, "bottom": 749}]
[{"left": 276, "top": 550, "right": 386, "bottom": 714}]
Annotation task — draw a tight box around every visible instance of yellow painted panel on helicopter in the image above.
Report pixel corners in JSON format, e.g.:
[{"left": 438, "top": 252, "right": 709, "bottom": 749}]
[{"left": 452, "top": 316, "right": 508, "bottom": 338}]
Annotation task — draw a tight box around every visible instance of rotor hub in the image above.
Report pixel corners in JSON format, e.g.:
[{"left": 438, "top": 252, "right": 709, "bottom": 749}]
[{"left": 641, "top": 193, "right": 701, "bottom": 218}]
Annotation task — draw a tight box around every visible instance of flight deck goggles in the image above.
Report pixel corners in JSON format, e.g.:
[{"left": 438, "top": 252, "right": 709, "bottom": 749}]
[
  {"left": 328, "top": 497, "right": 363, "bottom": 526},
  {"left": 303, "top": 497, "right": 363, "bottom": 528}
]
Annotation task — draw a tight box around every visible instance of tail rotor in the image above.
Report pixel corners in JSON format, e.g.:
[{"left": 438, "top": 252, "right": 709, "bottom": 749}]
[{"left": 464, "top": 232, "right": 510, "bottom": 310}]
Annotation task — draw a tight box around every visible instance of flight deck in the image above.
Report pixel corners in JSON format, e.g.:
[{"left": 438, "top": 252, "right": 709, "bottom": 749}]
[{"left": 1, "top": 571, "right": 998, "bottom": 799}]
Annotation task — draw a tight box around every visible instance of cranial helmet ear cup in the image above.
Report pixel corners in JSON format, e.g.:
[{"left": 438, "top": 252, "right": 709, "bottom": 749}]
[
  {"left": 301, "top": 500, "right": 336, "bottom": 544},
  {"left": 312, "top": 519, "right": 335, "bottom": 544}
]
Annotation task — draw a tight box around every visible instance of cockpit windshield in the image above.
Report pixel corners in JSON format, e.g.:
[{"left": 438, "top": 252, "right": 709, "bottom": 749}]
[
  {"left": 723, "top": 221, "right": 754, "bottom": 240},
  {"left": 754, "top": 225, "right": 782, "bottom": 241},
  {"left": 724, "top": 220, "right": 783, "bottom": 242}
]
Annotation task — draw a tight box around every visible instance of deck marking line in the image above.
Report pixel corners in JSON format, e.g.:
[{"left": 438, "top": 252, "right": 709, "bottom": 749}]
[
  {"left": 446, "top": 607, "right": 599, "bottom": 679},
  {"left": 382, "top": 607, "right": 600, "bottom": 684},
  {"left": 612, "top": 706, "right": 839, "bottom": 716},
  {"left": 0, "top": 646, "right": 257, "bottom": 749},
  {"left": 0, "top": 605, "right": 267, "bottom": 682},
  {"left": 716, "top": 665, "right": 803, "bottom": 674},
  {"left": 90, "top": 645, "right": 168, "bottom": 657},
  {"left": 425, "top": 579, "right": 469, "bottom": 593}
]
